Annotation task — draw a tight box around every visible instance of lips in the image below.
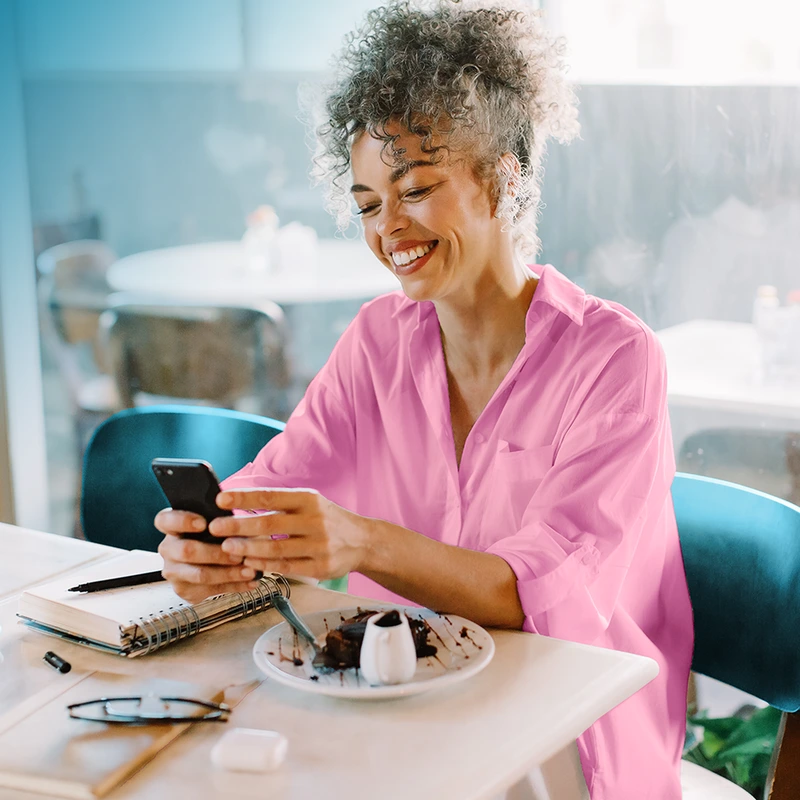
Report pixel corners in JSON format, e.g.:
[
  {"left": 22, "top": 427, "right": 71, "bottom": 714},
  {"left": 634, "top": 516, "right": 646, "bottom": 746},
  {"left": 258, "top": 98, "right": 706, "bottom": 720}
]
[
  {"left": 391, "top": 240, "right": 438, "bottom": 277},
  {"left": 390, "top": 240, "right": 437, "bottom": 265}
]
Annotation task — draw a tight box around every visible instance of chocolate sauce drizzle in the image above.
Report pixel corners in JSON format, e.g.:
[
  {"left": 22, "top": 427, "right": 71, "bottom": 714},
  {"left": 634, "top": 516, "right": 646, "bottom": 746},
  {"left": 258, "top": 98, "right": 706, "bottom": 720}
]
[
  {"left": 277, "top": 636, "right": 303, "bottom": 667},
  {"left": 459, "top": 626, "right": 483, "bottom": 650},
  {"left": 270, "top": 608, "right": 485, "bottom": 687}
]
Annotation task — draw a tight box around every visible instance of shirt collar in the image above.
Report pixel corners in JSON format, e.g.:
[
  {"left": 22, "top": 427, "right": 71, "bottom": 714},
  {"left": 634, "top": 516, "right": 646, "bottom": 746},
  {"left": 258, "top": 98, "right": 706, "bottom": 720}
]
[
  {"left": 390, "top": 263, "right": 586, "bottom": 333},
  {"left": 528, "top": 263, "right": 586, "bottom": 330}
]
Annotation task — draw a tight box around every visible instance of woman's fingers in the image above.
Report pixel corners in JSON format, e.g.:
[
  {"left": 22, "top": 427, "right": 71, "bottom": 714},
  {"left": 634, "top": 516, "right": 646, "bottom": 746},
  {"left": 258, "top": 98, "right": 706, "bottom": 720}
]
[
  {"left": 159, "top": 489, "right": 362, "bottom": 583},
  {"left": 221, "top": 531, "right": 324, "bottom": 560},
  {"left": 169, "top": 580, "right": 260, "bottom": 604},
  {"left": 242, "top": 556, "right": 325, "bottom": 579},
  {"left": 216, "top": 487, "right": 320, "bottom": 514},
  {"left": 160, "top": 536, "right": 260, "bottom": 598},
  {"left": 230, "top": 533, "right": 334, "bottom": 579},
  {"left": 154, "top": 507, "right": 207, "bottom": 535},
  {"left": 208, "top": 510, "right": 313, "bottom": 539},
  {"left": 161, "top": 560, "right": 259, "bottom": 586},
  {"left": 155, "top": 505, "right": 277, "bottom": 601},
  {"left": 158, "top": 532, "right": 244, "bottom": 566}
]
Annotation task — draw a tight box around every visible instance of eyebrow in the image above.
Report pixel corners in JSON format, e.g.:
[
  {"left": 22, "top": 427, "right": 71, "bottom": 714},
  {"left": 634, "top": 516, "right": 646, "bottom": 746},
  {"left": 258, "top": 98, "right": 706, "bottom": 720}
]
[{"left": 350, "top": 160, "right": 435, "bottom": 193}]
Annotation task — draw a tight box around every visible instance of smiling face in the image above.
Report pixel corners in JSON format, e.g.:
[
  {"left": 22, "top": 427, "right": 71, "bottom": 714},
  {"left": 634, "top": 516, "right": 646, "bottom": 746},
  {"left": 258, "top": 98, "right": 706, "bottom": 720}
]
[{"left": 350, "top": 123, "right": 509, "bottom": 304}]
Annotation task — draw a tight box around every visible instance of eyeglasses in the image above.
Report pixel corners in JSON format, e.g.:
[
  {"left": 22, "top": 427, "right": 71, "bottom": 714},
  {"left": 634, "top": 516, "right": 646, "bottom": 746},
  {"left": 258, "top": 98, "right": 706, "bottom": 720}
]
[{"left": 67, "top": 694, "right": 231, "bottom": 724}]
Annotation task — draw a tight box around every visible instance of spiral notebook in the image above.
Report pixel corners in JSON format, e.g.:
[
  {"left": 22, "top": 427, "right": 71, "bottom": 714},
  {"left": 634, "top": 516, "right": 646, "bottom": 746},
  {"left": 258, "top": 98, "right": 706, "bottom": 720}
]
[{"left": 17, "top": 550, "right": 290, "bottom": 657}]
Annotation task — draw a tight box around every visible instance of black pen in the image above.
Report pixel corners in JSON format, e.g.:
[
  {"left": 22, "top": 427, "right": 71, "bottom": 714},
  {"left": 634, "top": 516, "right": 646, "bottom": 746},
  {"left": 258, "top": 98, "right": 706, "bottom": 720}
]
[{"left": 67, "top": 570, "right": 166, "bottom": 593}]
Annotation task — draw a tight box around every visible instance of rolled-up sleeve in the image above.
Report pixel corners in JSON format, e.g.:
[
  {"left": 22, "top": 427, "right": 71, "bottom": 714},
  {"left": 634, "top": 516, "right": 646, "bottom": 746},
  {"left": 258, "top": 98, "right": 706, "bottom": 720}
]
[{"left": 486, "top": 333, "right": 675, "bottom": 643}]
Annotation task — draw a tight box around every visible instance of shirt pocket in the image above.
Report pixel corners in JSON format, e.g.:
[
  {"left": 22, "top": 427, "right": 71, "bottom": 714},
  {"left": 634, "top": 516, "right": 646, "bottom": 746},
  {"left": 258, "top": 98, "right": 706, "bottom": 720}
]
[{"left": 490, "top": 441, "right": 557, "bottom": 531}]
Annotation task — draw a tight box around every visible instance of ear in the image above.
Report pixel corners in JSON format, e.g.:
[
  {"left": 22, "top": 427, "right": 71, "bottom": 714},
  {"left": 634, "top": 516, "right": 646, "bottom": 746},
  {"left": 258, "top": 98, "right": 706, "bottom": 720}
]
[{"left": 493, "top": 152, "right": 522, "bottom": 216}]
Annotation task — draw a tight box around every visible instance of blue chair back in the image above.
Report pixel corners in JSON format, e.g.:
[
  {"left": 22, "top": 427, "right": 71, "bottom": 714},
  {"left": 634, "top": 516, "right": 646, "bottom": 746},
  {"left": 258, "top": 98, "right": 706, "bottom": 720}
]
[
  {"left": 81, "top": 405, "right": 284, "bottom": 551},
  {"left": 672, "top": 472, "right": 800, "bottom": 712}
]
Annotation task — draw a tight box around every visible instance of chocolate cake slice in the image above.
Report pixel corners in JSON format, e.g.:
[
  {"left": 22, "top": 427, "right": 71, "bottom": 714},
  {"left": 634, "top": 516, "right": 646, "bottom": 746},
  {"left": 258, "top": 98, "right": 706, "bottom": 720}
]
[{"left": 323, "top": 609, "right": 436, "bottom": 670}]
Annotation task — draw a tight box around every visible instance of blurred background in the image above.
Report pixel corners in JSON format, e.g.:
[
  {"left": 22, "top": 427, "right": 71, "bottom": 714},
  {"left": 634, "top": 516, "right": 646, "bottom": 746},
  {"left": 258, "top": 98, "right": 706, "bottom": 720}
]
[{"left": 0, "top": 0, "right": 798, "bottom": 550}]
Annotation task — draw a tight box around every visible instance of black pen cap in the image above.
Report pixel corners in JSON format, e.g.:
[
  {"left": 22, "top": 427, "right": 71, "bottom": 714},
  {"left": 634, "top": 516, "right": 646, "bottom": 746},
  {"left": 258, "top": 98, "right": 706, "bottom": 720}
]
[{"left": 43, "top": 651, "right": 71, "bottom": 673}]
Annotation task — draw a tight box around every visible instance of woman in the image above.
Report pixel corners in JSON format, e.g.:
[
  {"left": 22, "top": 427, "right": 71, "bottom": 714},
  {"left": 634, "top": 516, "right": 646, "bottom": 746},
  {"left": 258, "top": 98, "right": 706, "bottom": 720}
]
[{"left": 156, "top": 2, "right": 693, "bottom": 797}]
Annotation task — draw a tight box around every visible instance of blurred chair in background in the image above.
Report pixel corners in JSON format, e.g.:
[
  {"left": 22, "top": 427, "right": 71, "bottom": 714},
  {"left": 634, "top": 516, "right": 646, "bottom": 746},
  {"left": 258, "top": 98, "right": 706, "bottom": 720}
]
[
  {"left": 677, "top": 429, "right": 800, "bottom": 508},
  {"left": 32, "top": 212, "right": 102, "bottom": 261},
  {"left": 787, "top": 433, "right": 800, "bottom": 507},
  {"left": 673, "top": 473, "right": 800, "bottom": 800},
  {"left": 81, "top": 404, "right": 284, "bottom": 551},
  {"left": 98, "top": 296, "right": 294, "bottom": 422},
  {"left": 36, "top": 239, "right": 121, "bottom": 449}
]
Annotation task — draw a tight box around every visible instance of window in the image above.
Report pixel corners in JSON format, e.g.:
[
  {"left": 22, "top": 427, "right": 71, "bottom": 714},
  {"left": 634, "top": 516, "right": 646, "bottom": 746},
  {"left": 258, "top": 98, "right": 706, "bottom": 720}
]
[{"left": 546, "top": 0, "right": 800, "bottom": 83}]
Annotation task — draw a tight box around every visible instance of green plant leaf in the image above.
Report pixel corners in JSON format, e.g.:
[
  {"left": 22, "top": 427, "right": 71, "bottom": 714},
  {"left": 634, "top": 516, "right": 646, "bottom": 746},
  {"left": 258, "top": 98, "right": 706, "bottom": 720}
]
[
  {"left": 688, "top": 715, "right": 743, "bottom": 739},
  {"left": 719, "top": 706, "right": 781, "bottom": 751},
  {"left": 716, "top": 735, "right": 775, "bottom": 760},
  {"left": 685, "top": 705, "right": 781, "bottom": 798},
  {"left": 729, "top": 759, "right": 750, "bottom": 790}
]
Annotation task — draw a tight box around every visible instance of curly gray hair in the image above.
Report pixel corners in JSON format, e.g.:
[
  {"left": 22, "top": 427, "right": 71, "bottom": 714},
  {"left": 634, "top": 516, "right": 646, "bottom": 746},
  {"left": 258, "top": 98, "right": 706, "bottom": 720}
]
[{"left": 307, "top": 0, "right": 579, "bottom": 258}]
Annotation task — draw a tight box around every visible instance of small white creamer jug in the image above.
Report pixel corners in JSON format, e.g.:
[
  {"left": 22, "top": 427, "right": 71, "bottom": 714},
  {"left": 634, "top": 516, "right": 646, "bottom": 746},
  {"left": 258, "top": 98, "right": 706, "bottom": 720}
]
[{"left": 359, "top": 610, "right": 417, "bottom": 686}]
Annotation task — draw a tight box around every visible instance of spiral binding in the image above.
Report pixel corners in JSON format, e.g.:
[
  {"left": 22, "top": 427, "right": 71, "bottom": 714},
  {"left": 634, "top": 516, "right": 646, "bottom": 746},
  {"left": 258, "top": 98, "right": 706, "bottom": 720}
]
[{"left": 128, "top": 574, "right": 291, "bottom": 656}]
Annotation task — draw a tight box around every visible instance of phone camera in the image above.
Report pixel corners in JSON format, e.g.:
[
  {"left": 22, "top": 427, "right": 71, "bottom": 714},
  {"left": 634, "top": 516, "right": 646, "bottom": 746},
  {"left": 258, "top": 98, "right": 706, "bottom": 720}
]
[{"left": 166, "top": 468, "right": 174, "bottom": 476}]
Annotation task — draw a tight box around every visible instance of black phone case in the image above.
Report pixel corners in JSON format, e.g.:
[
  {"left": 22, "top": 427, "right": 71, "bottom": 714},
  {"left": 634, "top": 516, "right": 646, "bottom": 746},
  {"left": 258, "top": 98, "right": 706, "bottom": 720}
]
[{"left": 151, "top": 458, "right": 232, "bottom": 544}]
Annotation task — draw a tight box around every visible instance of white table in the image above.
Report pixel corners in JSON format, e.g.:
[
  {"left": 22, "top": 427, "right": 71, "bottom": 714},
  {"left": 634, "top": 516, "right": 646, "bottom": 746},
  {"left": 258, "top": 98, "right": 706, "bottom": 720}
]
[
  {"left": 0, "top": 524, "right": 659, "bottom": 800},
  {"left": 0, "top": 527, "right": 117, "bottom": 603},
  {"left": 106, "top": 240, "right": 401, "bottom": 305},
  {"left": 657, "top": 319, "right": 800, "bottom": 455}
]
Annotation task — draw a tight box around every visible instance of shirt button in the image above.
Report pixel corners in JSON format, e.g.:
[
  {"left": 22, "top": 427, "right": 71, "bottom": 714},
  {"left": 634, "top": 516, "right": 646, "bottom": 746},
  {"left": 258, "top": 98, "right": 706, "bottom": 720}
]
[{"left": 474, "top": 433, "right": 486, "bottom": 444}]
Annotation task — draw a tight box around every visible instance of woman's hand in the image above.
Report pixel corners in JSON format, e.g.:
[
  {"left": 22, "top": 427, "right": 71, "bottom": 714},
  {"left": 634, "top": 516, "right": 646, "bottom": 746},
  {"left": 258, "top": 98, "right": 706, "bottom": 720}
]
[
  {"left": 156, "top": 487, "right": 523, "bottom": 628},
  {"left": 210, "top": 487, "right": 372, "bottom": 580},
  {"left": 155, "top": 508, "right": 262, "bottom": 602}
]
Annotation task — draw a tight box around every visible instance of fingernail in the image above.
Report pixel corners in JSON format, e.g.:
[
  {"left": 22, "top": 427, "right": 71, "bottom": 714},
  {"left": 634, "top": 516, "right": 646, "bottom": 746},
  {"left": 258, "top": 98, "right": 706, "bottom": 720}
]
[
  {"left": 222, "top": 539, "right": 241, "bottom": 554},
  {"left": 192, "top": 518, "right": 206, "bottom": 531}
]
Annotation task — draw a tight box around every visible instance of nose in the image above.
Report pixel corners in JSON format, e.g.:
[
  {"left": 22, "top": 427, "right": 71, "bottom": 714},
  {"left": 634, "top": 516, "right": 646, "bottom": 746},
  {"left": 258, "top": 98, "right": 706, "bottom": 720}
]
[{"left": 375, "top": 200, "right": 408, "bottom": 239}]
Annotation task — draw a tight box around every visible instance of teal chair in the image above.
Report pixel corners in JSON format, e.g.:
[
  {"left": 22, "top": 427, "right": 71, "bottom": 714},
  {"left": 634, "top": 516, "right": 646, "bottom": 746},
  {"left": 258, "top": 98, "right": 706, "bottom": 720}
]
[
  {"left": 81, "top": 405, "right": 285, "bottom": 552},
  {"left": 81, "top": 404, "right": 348, "bottom": 591},
  {"left": 673, "top": 472, "right": 800, "bottom": 799}
]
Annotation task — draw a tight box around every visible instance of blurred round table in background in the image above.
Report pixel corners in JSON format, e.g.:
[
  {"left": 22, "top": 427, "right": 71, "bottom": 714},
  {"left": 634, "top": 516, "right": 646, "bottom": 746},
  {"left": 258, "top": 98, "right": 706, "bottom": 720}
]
[
  {"left": 107, "top": 239, "right": 401, "bottom": 379},
  {"left": 106, "top": 239, "right": 399, "bottom": 304},
  {"left": 656, "top": 319, "right": 800, "bottom": 457}
]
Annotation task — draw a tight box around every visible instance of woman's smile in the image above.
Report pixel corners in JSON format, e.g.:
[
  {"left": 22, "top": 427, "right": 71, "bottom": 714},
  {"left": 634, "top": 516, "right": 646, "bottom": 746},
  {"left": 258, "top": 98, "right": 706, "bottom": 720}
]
[{"left": 389, "top": 240, "right": 439, "bottom": 276}]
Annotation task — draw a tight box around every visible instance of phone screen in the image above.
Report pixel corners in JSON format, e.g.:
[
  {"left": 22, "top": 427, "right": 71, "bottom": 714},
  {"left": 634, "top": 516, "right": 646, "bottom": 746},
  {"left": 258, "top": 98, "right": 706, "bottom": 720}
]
[{"left": 151, "top": 458, "right": 232, "bottom": 544}]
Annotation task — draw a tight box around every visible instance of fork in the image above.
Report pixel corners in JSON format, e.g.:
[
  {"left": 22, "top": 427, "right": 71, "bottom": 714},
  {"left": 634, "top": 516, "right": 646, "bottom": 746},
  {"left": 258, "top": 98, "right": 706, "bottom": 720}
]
[{"left": 269, "top": 593, "right": 337, "bottom": 673}]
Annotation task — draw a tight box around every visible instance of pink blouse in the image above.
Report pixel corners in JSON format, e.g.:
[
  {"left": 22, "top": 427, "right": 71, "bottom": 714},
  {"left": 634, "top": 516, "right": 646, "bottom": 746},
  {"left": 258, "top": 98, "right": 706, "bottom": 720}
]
[{"left": 223, "top": 264, "right": 694, "bottom": 799}]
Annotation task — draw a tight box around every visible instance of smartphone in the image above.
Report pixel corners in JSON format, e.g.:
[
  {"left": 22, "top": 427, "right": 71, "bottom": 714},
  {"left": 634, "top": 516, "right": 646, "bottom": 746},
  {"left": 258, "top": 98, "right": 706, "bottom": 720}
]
[{"left": 151, "top": 458, "right": 232, "bottom": 544}]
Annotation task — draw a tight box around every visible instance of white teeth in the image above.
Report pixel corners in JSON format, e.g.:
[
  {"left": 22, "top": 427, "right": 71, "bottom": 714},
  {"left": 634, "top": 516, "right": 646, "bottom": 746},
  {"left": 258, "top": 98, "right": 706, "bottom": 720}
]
[{"left": 391, "top": 242, "right": 435, "bottom": 266}]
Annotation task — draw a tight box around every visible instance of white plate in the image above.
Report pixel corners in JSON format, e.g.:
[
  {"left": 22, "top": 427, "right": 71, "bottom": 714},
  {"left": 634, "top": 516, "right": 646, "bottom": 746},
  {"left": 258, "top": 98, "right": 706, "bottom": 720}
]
[{"left": 252, "top": 605, "right": 495, "bottom": 700}]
